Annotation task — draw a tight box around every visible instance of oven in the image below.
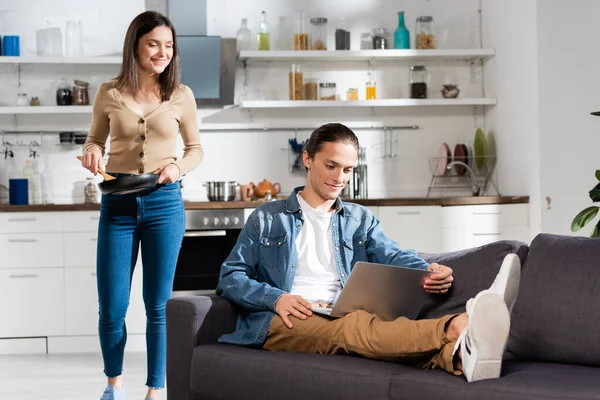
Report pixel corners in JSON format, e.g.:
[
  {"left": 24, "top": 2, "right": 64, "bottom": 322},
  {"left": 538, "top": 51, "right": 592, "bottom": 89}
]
[{"left": 172, "top": 209, "right": 245, "bottom": 295}]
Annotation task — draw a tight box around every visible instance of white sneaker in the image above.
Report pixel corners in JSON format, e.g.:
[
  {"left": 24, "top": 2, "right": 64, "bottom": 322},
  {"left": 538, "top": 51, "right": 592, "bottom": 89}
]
[
  {"left": 460, "top": 290, "right": 510, "bottom": 383},
  {"left": 489, "top": 253, "right": 521, "bottom": 313}
]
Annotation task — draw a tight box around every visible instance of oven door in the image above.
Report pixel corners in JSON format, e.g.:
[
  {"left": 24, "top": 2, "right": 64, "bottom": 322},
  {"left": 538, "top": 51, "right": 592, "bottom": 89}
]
[{"left": 173, "top": 228, "right": 241, "bottom": 293}]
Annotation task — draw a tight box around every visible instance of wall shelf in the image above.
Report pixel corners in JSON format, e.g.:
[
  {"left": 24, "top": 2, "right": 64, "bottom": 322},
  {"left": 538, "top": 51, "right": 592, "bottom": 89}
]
[
  {"left": 0, "top": 106, "right": 93, "bottom": 115},
  {"left": 238, "top": 49, "right": 495, "bottom": 62},
  {"left": 240, "top": 98, "right": 497, "bottom": 109},
  {"left": 0, "top": 56, "right": 121, "bottom": 64}
]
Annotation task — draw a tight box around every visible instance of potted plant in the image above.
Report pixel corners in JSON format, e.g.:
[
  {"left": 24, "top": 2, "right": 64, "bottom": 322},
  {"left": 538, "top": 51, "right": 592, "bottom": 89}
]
[{"left": 571, "top": 169, "right": 600, "bottom": 237}]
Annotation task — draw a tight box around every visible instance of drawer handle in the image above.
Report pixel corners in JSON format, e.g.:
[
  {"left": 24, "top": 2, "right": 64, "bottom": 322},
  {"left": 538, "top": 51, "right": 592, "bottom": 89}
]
[
  {"left": 10, "top": 274, "right": 39, "bottom": 279},
  {"left": 8, "top": 217, "right": 36, "bottom": 222},
  {"left": 90, "top": 216, "right": 100, "bottom": 221},
  {"left": 473, "top": 212, "right": 502, "bottom": 215},
  {"left": 396, "top": 212, "right": 421, "bottom": 216},
  {"left": 91, "top": 272, "right": 97, "bottom": 277},
  {"left": 8, "top": 238, "right": 37, "bottom": 243},
  {"left": 473, "top": 233, "right": 501, "bottom": 236},
  {"left": 90, "top": 237, "right": 98, "bottom": 242}
]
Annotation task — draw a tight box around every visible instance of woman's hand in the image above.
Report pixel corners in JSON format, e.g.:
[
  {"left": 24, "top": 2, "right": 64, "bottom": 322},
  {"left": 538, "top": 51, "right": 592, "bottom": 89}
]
[
  {"left": 81, "top": 149, "right": 104, "bottom": 175},
  {"left": 155, "top": 163, "right": 181, "bottom": 184}
]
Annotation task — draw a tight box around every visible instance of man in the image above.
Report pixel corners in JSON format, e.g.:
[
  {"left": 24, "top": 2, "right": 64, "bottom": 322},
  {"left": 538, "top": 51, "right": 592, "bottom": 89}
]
[{"left": 216, "top": 123, "right": 520, "bottom": 382}]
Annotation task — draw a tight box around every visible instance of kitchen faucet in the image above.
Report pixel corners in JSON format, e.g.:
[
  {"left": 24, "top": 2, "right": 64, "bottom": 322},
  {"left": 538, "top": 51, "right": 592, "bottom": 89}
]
[{"left": 447, "top": 161, "right": 480, "bottom": 196}]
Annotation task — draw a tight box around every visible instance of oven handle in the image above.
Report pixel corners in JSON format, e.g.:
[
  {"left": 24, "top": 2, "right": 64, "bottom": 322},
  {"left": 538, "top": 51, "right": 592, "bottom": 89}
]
[{"left": 184, "top": 230, "right": 227, "bottom": 237}]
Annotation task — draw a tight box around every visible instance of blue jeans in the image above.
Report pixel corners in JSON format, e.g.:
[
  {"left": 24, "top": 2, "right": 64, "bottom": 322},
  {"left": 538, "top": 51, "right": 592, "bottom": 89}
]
[{"left": 97, "top": 178, "right": 185, "bottom": 388}]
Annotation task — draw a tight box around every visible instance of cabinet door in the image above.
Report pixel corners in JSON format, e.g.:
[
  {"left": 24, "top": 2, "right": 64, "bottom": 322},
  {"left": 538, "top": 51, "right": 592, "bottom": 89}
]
[
  {"left": 377, "top": 206, "right": 442, "bottom": 253},
  {"left": 63, "top": 212, "right": 100, "bottom": 233},
  {"left": 0, "top": 269, "right": 65, "bottom": 337},
  {"left": 64, "top": 232, "right": 98, "bottom": 268},
  {"left": 0, "top": 212, "right": 63, "bottom": 233},
  {"left": 0, "top": 233, "right": 63, "bottom": 268}
]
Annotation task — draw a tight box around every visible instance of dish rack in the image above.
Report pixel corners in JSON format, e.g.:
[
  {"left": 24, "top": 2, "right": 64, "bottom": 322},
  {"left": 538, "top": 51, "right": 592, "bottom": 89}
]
[{"left": 426, "top": 155, "right": 499, "bottom": 197}]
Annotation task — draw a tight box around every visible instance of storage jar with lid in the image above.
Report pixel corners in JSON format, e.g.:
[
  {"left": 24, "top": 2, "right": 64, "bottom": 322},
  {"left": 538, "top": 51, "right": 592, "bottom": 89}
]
[
  {"left": 56, "top": 77, "right": 72, "bottom": 105},
  {"left": 335, "top": 18, "right": 351, "bottom": 50},
  {"left": 372, "top": 28, "right": 390, "bottom": 49},
  {"left": 410, "top": 66, "right": 428, "bottom": 98},
  {"left": 293, "top": 11, "right": 310, "bottom": 50},
  {"left": 310, "top": 17, "right": 328, "bottom": 50},
  {"left": 360, "top": 32, "right": 373, "bottom": 49},
  {"left": 415, "top": 16, "right": 435, "bottom": 49},
  {"left": 278, "top": 16, "right": 293, "bottom": 50},
  {"left": 319, "top": 83, "right": 336, "bottom": 100},
  {"left": 72, "top": 80, "right": 89, "bottom": 105},
  {"left": 346, "top": 88, "right": 359, "bottom": 100},
  {"left": 366, "top": 81, "right": 376, "bottom": 100},
  {"left": 289, "top": 64, "right": 303, "bottom": 100},
  {"left": 304, "top": 78, "right": 318, "bottom": 100}
]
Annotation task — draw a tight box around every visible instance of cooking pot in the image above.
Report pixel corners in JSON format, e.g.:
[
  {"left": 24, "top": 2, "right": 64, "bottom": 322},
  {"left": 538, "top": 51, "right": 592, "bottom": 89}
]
[{"left": 204, "top": 181, "right": 239, "bottom": 201}]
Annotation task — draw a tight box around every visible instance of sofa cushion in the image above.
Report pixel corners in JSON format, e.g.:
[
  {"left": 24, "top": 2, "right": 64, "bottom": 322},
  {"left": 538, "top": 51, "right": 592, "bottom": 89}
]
[
  {"left": 390, "top": 361, "right": 600, "bottom": 400},
  {"left": 419, "top": 240, "right": 529, "bottom": 320},
  {"left": 506, "top": 234, "right": 600, "bottom": 366},
  {"left": 191, "top": 344, "right": 408, "bottom": 400}
]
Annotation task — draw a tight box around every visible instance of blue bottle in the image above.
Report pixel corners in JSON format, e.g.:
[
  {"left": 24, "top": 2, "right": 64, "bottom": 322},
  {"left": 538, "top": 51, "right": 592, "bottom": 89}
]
[{"left": 394, "top": 12, "right": 410, "bottom": 49}]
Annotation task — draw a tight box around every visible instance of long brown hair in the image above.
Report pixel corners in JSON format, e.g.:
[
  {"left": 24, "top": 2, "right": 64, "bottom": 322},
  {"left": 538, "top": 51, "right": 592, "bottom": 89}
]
[{"left": 114, "top": 11, "right": 180, "bottom": 101}]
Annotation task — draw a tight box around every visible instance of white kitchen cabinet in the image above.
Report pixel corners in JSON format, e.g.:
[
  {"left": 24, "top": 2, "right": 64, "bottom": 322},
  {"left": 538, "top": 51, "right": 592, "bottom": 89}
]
[
  {"left": 0, "top": 268, "right": 65, "bottom": 338},
  {"left": 366, "top": 206, "right": 378, "bottom": 218},
  {"left": 377, "top": 206, "right": 442, "bottom": 253},
  {"left": 64, "top": 232, "right": 98, "bottom": 268},
  {"left": 0, "top": 212, "right": 63, "bottom": 233},
  {"left": 63, "top": 211, "right": 100, "bottom": 232},
  {"left": 0, "top": 233, "right": 64, "bottom": 268}
]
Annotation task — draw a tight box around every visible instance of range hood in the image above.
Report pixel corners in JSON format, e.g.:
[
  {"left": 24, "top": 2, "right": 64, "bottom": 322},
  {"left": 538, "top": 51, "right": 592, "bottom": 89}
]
[{"left": 167, "top": 0, "right": 236, "bottom": 107}]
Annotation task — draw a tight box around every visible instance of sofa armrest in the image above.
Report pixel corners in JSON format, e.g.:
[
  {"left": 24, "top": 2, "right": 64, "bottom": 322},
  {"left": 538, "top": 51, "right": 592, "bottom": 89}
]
[{"left": 166, "top": 294, "right": 237, "bottom": 400}]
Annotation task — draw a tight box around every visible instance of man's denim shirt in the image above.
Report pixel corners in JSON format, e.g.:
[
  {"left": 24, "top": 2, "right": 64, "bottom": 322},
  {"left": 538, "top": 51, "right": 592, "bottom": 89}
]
[{"left": 216, "top": 187, "right": 430, "bottom": 348}]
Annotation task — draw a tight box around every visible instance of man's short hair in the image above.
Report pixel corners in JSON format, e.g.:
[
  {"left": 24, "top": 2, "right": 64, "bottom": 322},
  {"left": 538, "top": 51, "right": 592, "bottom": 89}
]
[{"left": 304, "top": 123, "right": 359, "bottom": 158}]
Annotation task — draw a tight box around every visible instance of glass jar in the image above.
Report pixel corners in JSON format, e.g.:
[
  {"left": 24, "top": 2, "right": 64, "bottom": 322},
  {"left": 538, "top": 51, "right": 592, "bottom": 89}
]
[
  {"left": 360, "top": 32, "right": 373, "bottom": 50},
  {"left": 72, "top": 79, "right": 89, "bottom": 105},
  {"left": 56, "top": 77, "right": 73, "bottom": 105},
  {"left": 293, "top": 11, "right": 310, "bottom": 50},
  {"left": 278, "top": 16, "right": 293, "bottom": 50},
  {"left": 372, "top": 28, "right": 390, "bottom": 49},
  {"left": 346, "top": 88, "right": 359, "bottom": 101},
  {"left": 410, "top": 65, "right": 428, "bottom": 98},
  {"left": 310, "top": 17, "right": 328, "bottom": 50},
  {"left": 319, "top": 82, "right": 336, "bottom": 100},
  {"left": 84, "top": 177, "right": 99, "bottom": 204},
  {"left": 304, "top": 78, "right": 318, "bottom": 100},
  {"left": 366, "top": 81, "right": 376, "bottom": 100},
  {"left": 416, "top": 16, "right": 435, "bottom": 49},
  {"left": 16, "top": 93, "right": 28, "bottom": 106},
  {"left": 335, "top": 18, "right": 351, "bottom": 50},
  {"left": 289, "top": 64, "right": 303, "bottom": 100}
]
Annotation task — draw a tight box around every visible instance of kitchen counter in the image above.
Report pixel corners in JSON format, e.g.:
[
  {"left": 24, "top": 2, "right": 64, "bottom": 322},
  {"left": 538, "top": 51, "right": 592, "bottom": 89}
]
[{"left": 0, "top": 196, "right": 529, "bottom": 212}]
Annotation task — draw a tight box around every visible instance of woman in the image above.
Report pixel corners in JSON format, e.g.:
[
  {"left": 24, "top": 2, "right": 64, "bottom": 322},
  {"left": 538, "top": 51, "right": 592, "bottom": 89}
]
[{"left": 81, "top": 11, "right": 203, "bottom": 400}]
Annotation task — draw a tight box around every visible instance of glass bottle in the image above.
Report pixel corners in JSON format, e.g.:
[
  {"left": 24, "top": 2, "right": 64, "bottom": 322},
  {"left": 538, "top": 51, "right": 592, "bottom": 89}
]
[
  {"left": 41, "top": 158, "right": 54, "bottom": 205},
  {"left": 56, "top": 78, "right": 72, "bottom": 105},
  {"left": 65, "top": 20, "right": 83, "bottom": 57},
  {"left": 335, "top": 18, "right": 351, "bottom": 50},
  {"left": 257, "top": 11, "right": 270, "bottom": 51},
  {"left": 236, "top": 18, "right": 251, "bottom": 52},
  {"left": 310, "top": 17, "right": 328, "bottom": 50},
  {"left": 289, "top": 64, "right": 303, "bottom": 100},
  {"left": 277, "top": 16, "right": 292, "bottom": 50},
  {"left": 293, "top": 11, "right": 309, "bottom": 50},
  {"left": 84, "top": 177, "right": 99, "bottom": 204},
  {"left": 394, "top": 11, "right": 410, "bottom": 49},
  {"left": 416, "top": 16, "right": 435, "bottom": 49},
  {"left": 410, "top": 65, "right": 428, "bottom": 98}
]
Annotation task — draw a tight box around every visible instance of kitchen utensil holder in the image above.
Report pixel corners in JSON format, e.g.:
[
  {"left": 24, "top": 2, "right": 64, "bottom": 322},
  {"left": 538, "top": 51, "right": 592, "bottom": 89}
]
[{"left": 426, "top": 155, "right": 499, "bottom": 197}]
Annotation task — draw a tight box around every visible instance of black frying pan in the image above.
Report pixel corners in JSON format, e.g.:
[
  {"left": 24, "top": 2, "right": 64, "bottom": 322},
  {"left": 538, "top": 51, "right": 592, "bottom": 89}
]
[{"left": 77, "top": 156, "right": 160, "bottom": 195}]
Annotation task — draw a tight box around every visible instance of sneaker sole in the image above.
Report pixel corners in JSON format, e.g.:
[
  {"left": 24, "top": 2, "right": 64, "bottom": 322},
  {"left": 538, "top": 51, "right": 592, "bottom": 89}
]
[
  {"left": 494, "top": 254, "right": 521, "bottom": 313},
  {"left": 466, "top": 292, "right": 510, "bottom": 382}
]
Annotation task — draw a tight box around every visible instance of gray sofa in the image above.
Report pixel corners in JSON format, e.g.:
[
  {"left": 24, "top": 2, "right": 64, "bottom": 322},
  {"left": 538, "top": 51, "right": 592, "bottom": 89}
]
[{"left": 166, "top": 234, "right": 600, "bottom": 400}]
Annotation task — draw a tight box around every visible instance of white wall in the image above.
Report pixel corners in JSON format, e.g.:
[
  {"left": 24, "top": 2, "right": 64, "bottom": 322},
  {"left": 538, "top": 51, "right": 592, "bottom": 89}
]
[
  {"left": 535, "top": 0, "right": 600, "bottom": 236},
  {"left": 0, "top": 0, "right": 496, "bottom": 204},
  {"left": 481, "top": 0, "right": 541, "bottom": 238}
]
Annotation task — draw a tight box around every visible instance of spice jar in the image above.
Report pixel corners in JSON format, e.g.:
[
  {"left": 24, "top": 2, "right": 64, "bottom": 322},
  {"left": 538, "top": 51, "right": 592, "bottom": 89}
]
[
  {"left": 346, "top": 88, "right": 359, "bottom": 101},
  {"left": 372, "top": 28, "right": 390, "bottom": 49},
  {"left": 72, "top": 79, "right": 89, "bottom": 105},
  {"left": 319, "top": 82, "right": 336, "bottom": 100},
  {"left": 416, "top": 16, "right": 435, "bottom": 49},
  {"left": 289, "top": 64, "right": 303, "bottom": 100},
  {"left": 304, "top": 78, "right": 318, "bottom": 100},
  {"left": 16, "top": 93, "right": 28, "bottom": 106},
  {"left": 293, "top": 11, "right": 310, "bottom": 50},
  {"left": 310, "top": 17, "right": 328, "bottom": 50},
  {"left": 410, "top": 66, "right": 428, "bottom": 98},
  {"left": 56, "top": 77, "right": 73, "bottom": 105},
  {"left": 360, "top": 32, "right": 373, "bottom": 49},
  {"left": 366, "top": 81, "right": 376, "bottom": 100}
]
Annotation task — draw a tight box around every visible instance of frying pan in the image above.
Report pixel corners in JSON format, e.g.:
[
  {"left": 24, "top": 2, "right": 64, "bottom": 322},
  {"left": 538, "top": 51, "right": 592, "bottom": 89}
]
[{"left": 77, "top": 156, "right": 160, "bottom": 195}]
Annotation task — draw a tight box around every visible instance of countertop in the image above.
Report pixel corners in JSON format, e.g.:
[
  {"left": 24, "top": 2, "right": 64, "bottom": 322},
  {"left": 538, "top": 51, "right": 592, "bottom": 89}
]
[{"left": 0, "top": 196, "right": 529, "bottom": 212}]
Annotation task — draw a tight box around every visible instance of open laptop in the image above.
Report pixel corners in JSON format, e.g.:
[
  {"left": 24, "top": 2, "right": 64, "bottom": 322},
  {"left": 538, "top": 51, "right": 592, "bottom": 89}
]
[{"left": 311, "top": 261, "right": 433, "bottom": 321}]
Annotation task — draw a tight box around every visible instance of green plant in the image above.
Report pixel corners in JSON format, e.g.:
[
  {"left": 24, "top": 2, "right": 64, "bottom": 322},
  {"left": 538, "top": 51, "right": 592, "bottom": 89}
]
[{"left": 571, "top": 169, "right": 600, "bottom": 237}]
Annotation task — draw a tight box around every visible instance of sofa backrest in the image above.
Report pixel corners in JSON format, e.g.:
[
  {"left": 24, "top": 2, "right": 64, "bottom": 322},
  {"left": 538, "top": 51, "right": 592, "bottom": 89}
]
[
  {"left": 419, "top": 240, "right": 529, "bottom": 319},
  {"left": 506, "top": 233, "right": 600, "bottom": 366}
]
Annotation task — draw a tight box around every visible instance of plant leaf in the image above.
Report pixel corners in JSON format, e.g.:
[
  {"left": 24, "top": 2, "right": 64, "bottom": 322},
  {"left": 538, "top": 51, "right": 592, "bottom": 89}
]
[
  {"left": 592, "top": 220, "right": 600, "bottom": 238},
  {"left": 596, "top": 169, "right": 600, "bottom": 181},
  {"left": 571, "top": 206, "right": 600, "bottom": 232},
  {"left": 589, "top": 182, "right": 600, "bottom": 202}
]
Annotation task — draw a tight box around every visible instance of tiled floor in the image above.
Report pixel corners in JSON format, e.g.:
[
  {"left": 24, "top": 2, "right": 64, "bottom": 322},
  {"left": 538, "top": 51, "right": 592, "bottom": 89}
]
[{"left": 0, "top": 352, "right": 164, "bottom": 399}]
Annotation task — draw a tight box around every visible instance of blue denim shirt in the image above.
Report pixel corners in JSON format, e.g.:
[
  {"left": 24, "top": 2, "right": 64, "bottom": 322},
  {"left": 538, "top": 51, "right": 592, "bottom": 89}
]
[{"left": 216, "top": 187, "right": 430, "bottom": 348}]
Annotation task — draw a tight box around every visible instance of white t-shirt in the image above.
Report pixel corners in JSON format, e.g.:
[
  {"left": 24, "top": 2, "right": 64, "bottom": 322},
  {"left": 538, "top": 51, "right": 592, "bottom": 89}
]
[{"left": 290, "top": 194, "right": 341, "bottom": 303}]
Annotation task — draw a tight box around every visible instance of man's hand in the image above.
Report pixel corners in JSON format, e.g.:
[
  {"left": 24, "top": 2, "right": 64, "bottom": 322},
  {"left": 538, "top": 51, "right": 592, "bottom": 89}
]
[
  {"left": 424, "top": 263, "right": 454, "bottom": 294},
  {"left": 274, "top": 294, "right": 313, "bottom": 328}
]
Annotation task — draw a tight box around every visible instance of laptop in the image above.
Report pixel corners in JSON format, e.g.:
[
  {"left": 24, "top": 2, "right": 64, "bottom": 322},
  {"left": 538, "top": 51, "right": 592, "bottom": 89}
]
[{"left": 311, "top": 261, "right": 433, "bottom": 321}]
